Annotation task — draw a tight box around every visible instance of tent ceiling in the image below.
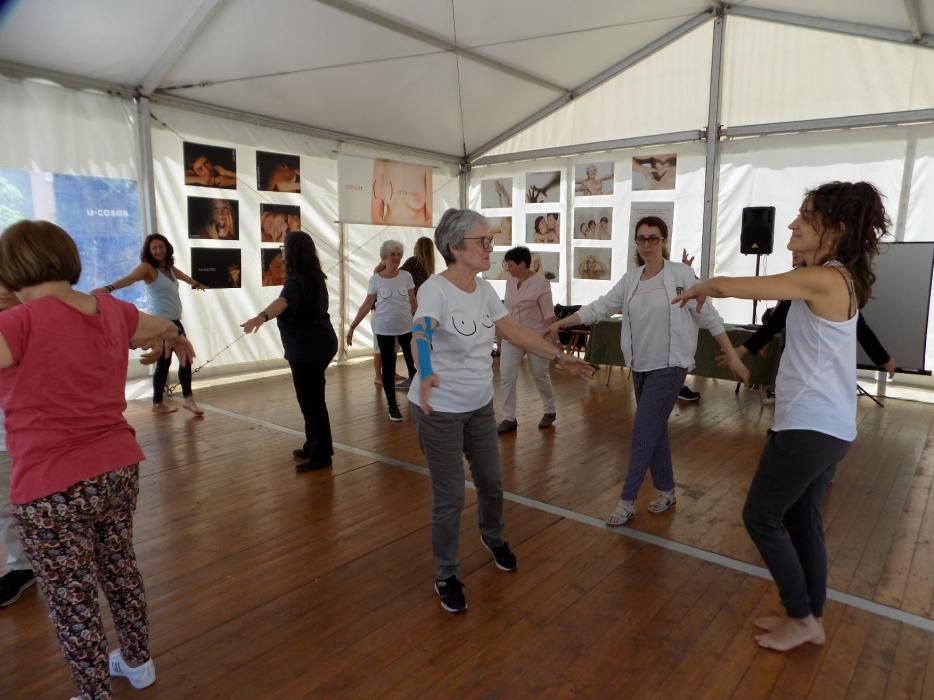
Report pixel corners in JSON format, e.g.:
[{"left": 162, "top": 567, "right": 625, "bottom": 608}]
[{"left": 0, "top": 0, "right": 932, "bottom": 159}]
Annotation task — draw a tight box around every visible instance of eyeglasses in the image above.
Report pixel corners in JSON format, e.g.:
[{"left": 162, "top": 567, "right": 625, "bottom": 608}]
[
  {"left": 464, "top": 236, "right": 494, "bottom": 251},
  {"left": 635, "top": 235, "right": 664, "bottom": 245}
]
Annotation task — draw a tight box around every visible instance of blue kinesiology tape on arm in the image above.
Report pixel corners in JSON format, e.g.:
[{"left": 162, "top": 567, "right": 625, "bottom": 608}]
[{"left": 412, "top": 316, "right": 434, "bottom": 378}]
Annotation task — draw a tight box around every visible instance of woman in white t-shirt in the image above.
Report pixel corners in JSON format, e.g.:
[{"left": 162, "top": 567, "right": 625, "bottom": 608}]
[
  {"left": 408, "top": 209, "right": 594, "bottom": 615},
  {"left": 347, "top": 240, "right": 417, "bottom": 422},
  {"left": 675, "top": 181, "right": 887, "bottom": 652}
]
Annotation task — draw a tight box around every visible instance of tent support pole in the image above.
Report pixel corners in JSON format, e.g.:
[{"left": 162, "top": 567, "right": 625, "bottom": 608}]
[
  {"left": 700, "top": 12, "right": 725, "bottom": 280},
  {"left": 137, "top": 96, "right": 158, "bottom": 236}
]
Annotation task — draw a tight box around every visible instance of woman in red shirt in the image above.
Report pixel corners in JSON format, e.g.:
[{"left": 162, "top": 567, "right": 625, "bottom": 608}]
[{"left": 0, "top": 220, "right": 194, "bottom": 699}]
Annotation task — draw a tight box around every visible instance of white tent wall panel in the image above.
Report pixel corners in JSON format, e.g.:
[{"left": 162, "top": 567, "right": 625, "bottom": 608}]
[
  {"left": 0, "top": 77, "right": 138, "bottom": 180},
  {"left": 168, "top": 51, "right": 466, "bottom": 157},
  {"left": 721, "top": 17, "right": 934, "bottom": 128},
  {"left": 483, "top": 21, "right": 713, "bottom": 159},
  {"left": 715, "top": 128, "right": 908, "bottom": 325},
  {"left": 0, "top": 0, "right": 196, "bottom": 86}
]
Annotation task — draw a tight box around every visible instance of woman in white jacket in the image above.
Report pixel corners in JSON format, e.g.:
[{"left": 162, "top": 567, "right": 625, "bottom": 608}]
[{"left": 550, "top": 216, "right": 748, "bottom": 526}]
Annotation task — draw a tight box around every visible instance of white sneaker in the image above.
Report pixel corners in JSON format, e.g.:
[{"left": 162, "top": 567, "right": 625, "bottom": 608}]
[{"left": 109, "top": 650, "right": 156, "bottom": 689}]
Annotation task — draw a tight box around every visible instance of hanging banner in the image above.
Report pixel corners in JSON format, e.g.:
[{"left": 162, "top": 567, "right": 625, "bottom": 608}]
[{"left": 338, "top": 155, "right": 433, "bottom": 227}]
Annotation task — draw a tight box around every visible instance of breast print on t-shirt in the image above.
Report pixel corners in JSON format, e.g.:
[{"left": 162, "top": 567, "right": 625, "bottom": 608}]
[{"left": 450, "top": 309, "right": 495, "bottom": 337}]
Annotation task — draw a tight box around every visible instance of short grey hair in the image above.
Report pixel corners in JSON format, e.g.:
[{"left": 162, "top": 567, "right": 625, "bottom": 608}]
[
  {"left": 435, "top": 208, "right": 488, "bottom": 265},
  {"left": 379, "top": 239, "right": 404, "bottom": 259}
]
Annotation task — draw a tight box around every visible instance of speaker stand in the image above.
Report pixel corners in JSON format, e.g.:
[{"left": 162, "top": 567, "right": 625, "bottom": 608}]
[
  {"left": 857, "top": 383, "right": 885, "bottom": 407},
  {"left": 751, "top": 253, "right": 764, "bottom": 324}
]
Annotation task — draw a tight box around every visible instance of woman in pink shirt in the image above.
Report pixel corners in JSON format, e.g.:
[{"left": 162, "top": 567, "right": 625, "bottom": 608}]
[
  {"left": 497, "top": 246, "right": 558, "bottom": 433},
  {"left": 0, "top": 220, "right": 194, "bottom": 700}
]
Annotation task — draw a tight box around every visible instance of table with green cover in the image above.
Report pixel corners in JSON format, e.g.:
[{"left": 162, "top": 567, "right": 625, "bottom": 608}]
[{"left": 584, "top": 319, "right": 783, "bottom": 386}]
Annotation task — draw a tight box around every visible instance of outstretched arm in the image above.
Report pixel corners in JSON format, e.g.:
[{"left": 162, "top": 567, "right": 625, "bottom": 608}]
[
  {"left": 496, "top": 315, "right": 594, "bottom": 379},
  {"left": 173, "top": 267, "right": 207, "bottom": 290},
  {"left": 92, "top": 263, "right": 155, "bottom": 294}
]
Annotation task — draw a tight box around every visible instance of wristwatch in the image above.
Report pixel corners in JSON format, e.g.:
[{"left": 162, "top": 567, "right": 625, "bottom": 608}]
[{"left": 259, "top": 311, "right": 270, "bottom": 322}]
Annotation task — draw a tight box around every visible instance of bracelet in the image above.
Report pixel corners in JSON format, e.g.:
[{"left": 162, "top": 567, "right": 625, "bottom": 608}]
[
  {"left": 259, "top": 311, "right": 270, "bottom": 322},
  {"left": 105, "top": 284, "right": 115, "bottom": 292}
]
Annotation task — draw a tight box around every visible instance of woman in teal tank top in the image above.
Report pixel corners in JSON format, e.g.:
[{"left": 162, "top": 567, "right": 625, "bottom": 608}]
[{"left": 94, "top": 233, "right": 207, "bottom": 415}]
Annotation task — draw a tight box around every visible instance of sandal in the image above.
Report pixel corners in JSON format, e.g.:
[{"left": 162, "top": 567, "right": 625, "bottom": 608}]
[
  {"left": 648, "top": 490, "right": 676, "bottom": 514},
  {"left": 606, "top": 500, "right": 636, "bottom": 527}
]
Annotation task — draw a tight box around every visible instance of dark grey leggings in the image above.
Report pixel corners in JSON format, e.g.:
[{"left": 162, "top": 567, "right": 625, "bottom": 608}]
[
  {"left": 153, "top": 319, "right": 191, "bottom": 402},
  {"left": 376, "top": 332, "right": 415, "bottom": 408},
  {"left": 742, "top": 429, "right": 850, "bottom": 619}
]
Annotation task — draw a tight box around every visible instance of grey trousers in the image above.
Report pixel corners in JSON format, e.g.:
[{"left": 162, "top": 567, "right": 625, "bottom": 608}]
[
  {"left": 411, "top": 400, "right": 506, "bottom": 580},
  {"left": 621, "top": 366, "right": 688, "bottom": 501},
  {"left": 742, "top": 429, "right": 850, "bottom": 619}
]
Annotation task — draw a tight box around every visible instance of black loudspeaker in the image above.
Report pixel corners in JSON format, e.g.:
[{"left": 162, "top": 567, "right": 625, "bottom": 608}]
[{"left": 741, "top": 206, "right": 775, "bottom": 255}]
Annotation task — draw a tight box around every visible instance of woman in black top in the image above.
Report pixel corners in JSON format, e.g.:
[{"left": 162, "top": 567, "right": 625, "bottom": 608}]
[{"left": 242, "top": 231, "right": 338, "bottom": 471}]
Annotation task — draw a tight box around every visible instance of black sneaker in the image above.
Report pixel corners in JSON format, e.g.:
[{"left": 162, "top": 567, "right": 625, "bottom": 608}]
[
  {"left": 292, "top": 447, "right": 309, "bottom": 458},
  {"left": 388, "top": 405, "right": 403, "bottom": 422},
  {"left": 480, "top": 534, "right": 518, "bottom": 572},
  {"left": 678, "top": 386, "right": 701, "bottom": 402},
  {"left": 434, "top": 576, "right": 467, "bottom": 613},
  {"left": 0, "top": 569, "right": 35, "bottom": 607},
  {"left": 296, "top": 458, "right": 332, "bottom": 472}
]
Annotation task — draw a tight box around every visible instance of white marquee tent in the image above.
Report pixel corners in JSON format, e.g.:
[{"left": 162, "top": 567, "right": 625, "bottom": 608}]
[{"left": 1, "top": 0, "right": 933, "bottom": 395}]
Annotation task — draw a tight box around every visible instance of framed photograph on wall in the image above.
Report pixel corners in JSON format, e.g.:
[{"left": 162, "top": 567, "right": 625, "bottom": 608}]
[
  {"left": 490, "top": 216, "right": 513, "bottom": 247},
  {"left": 574, "top": 161, "right": 614, "bottom": 196},
  {"left": 525, "top": 170, "right": 561, "bottom": 203},
  {"left": 183, "top": 142, "right": 237, "bottom": 189},
  {"left": 573, "top": 207, "right": 612, "bottom": 240},
  {"left": 525, "top": 212, "right": 560, "bottom": 244},
  {"left": 530, "top": 251, "right": 560, "bottom": 283},
  {"left": 190, "top": 248, "right": 242, "bottom": 288},
  {"left": 261, "top": 248, "right": 286, "bottom": 287},
  {"left": 482, "top": 251, "right": 508, "bottom": 280},
  {"left": 632, "top": 153, "right": 677, "bottom": 191},
  {"left": 256, "top": 150, "right": 301, "bottom": 193},
  {"left": 574, "top": 248, "right": 612, "bottom": 280},
  {"left": 480, "top": 177, "right": 513, "bottom": 208},
  {"left": 260, "top": 203, "right": 300, "bottom": 243},
  {"left": 187, "top": 197, "right": 239, "bottom": 240}
]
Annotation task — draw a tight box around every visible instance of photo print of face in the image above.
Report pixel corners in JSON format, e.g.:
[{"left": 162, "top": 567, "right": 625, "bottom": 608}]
[{"left": 183, "top": 142, "right": 237, "bottom": 189}]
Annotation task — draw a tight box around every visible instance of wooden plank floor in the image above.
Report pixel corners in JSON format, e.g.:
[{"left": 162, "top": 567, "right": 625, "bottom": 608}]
[{"left": 0, "top": 360, "right": 931, "bottom": 698}]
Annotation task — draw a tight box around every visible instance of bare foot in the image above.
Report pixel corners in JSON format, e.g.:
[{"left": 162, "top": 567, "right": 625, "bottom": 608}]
[
  {"left": 753, "top": 616, "right": 783, "bottom": 632},
  {"left": 754, "top": 616, "right": 825, "bottom": 651},
  {"left": 374, "top": 378, "right": 383, "bottom": 385},
  {"left": 182, "top": 397, "right": 204, "bottom": 416},
  {"left": 152, "top": 403, "right": 177, "bottom": 414}
]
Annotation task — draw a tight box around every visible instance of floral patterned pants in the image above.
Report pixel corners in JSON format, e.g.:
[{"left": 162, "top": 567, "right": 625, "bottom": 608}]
[{"left": 15, "top": 465, "right": 150, "bottom": 700}]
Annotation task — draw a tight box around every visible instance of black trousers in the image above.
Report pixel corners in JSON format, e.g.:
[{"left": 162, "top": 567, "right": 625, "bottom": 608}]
[
  {"left": 288, "top": 358, "right": 334, "bottom": 462},
  {"left": 742, "top": 429, "right": 850, "bottom": 619},
  {"left": 153, "top": 319, "right": 191, "bottom": 403},
  {"left": 376, "top": 333, "right": 416, "bottom": 409}
]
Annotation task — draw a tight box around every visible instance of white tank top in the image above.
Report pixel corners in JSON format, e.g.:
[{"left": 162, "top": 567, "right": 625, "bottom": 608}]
[{"left": 772, "top": 261, "right": 857, "bottom": 441}]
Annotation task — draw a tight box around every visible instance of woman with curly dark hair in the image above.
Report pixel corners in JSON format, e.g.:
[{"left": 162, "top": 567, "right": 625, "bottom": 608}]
[
  {"left": 94, "top": 233, "right": 206, "bottom": 415},
  {"left": 675, "top": 181, "right": 888, "bottom": 652},
  {"left": 241, "top": 231, "right": 337, "bottom": 472}
]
